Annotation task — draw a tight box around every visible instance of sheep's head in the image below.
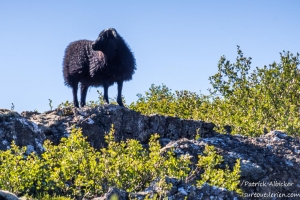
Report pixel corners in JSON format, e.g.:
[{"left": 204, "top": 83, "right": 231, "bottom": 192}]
[{"left": 92, "top": 28, "right": 118, "bottom": 59}]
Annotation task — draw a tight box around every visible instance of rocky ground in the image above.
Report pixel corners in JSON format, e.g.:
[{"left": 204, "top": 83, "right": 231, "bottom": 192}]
[{"left": 0, "top": 105, "right": 300, "bottom": 200}]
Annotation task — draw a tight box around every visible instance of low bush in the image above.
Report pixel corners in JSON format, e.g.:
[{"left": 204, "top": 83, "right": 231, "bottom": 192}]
[
  {"left": 0, "top": 126, "right": 190, "bottom": 198},
  {"left": 197, "top": 145, "right": 242, "bottom": 194},
  {"left": 0, "top": 126, "right": 241, "bottom": 199},
  {"left": 130, "top": 47, "right": 300, "bottom": 136}
]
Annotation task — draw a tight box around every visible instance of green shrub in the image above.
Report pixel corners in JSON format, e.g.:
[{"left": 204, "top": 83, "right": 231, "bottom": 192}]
[
  {"left": 0, "top": 126, "right": 192, "bottom": 198},
  {"left": 97, "top": 126, "right": 191, "bottom": 192},
  {"left": 208, "top": 47, "right": 300, "bottom": 136},
  {"left": 197, "top": 145, "right": 242, "bottom": 194},
  {"left": 57, "top": 100, "right": 73, "bottom": 116},
  {"left": 130, "top": 47, "right": 300, "bottom": 136},
  {"left": 0, "top": 126, "right": 242, "bottom": 198},
  {"left": 0, "top": 141, "right": 40, "bottom": 195},
  {"left": 129, "top": 84, "right": 211, "bottom": 120}
]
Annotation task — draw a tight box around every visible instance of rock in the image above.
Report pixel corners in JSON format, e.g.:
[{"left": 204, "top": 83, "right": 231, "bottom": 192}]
[
  {"left": 0, "top": 109, "right": 45, "bottom": 153},
  {"left": 1, "top": 105, "right": 215, "bottom": 151},
  {"left": 0, "top": 190, "right": 19, "bottom": 200}
]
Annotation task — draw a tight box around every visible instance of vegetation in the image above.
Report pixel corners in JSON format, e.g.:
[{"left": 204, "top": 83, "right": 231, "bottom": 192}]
[
  {"left": 57, "top": 100, "right": 73, "bottom": 116},
  {"left": 0, "top": 126, "right": 241, "bottom": 199},
  {"left": 130, "top": 47, "right": 300, "bottom": 136},
  {"left": 129, "top": 84, "right": 209, "bottom": 121},
  {"left": 197, "top": 145, "right": 242, "bottom": 194},
  {"left": 49, "top": 99, "right": 53, "bottom": 111}
]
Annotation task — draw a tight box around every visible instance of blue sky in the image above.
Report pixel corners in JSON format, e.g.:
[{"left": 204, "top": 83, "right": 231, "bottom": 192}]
[{"left": 1, "top": 1, "right": 300, "bottom": 113}]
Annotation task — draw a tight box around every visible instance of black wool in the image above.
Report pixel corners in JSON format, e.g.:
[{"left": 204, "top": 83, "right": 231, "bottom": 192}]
[{"left": 63, "top": 28, "right": 136, "bottom": 108}]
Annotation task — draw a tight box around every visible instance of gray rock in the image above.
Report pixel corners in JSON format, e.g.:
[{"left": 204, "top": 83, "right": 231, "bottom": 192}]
[
  {"left": 129, "top": 178, "right": 239, "bottom": 200},
  {"left": 0, "top": 190, "right": 19, "bottom": 200},
  {"left": 1, "top": 105, "right": 215, "bottom": 152}
]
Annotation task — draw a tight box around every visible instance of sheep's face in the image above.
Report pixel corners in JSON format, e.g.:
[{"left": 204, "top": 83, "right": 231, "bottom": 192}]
[{"left": 92, "top": 28, "right": 118, "bottom": 53}]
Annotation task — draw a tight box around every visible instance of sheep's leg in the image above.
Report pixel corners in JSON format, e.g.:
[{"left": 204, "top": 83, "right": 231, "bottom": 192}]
[
  {"left": 117, "top": 80, "right": 124, "bottom": 107},
  {"left": 72, "top": 83, "right": 79, "bottom": 108},
  {"left": 103, "top": 82, "right": 109, "bottom": 104},
  {"left": 80, "top": 85, "right": 89, "bottom": 107}
]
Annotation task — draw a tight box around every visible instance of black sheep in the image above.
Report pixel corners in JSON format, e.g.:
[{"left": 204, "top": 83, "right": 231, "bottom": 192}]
[{"left": 63, "top": 28, "right": 136, "bottom": 108}]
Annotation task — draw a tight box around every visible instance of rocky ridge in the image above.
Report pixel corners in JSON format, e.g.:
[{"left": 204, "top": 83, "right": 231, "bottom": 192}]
[{"left": 0, "top": 105, "right": 300, "bottom": 199}]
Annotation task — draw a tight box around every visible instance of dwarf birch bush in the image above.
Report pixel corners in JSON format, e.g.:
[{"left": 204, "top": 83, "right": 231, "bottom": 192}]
[
  {"left": 208, "top": 47, "right": 300, "bottom": 136},
  {"left": 0, "top": 126, "right": 192, "bottom": 198},
  {"left": 0, "top": 142, "right": 40, "bottom": 195},
  {"left": 130, "top": 47, "right": 300, "bottom": 136},
  {"left": 197, "top": 145, "right": 242, "bottom": 194},
  {"left": 129, "top": 84, "right": 211, "bottom": 120}
]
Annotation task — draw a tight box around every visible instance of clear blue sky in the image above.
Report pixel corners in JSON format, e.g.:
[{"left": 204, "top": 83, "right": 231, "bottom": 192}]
[{"left": 1, "top": 1, "right": 300, "bottom": 113}]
